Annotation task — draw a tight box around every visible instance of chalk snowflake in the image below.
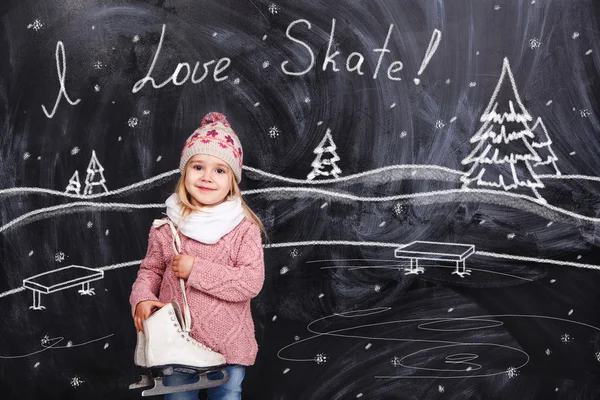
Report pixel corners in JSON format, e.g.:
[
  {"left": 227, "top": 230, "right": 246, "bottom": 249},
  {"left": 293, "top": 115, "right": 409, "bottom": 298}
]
[
  {"left": 87, "top": 221, "right": 93, "bottom": 228},
  {"left": 391, "top": 356, "right": 401, "bottom": 367},
  {"left": 128, "top": 117, "right": 139, "bottom": 127},
  {"left": 290, "top": 248, "right": 301, "bottom": 258},
  {"left": 579, "top": 109, "right": 591, "bottom": 118},
  {"left": 315, "top": 353, "right": 328, "bottom": 364},
  {"left": 561, "top": 333, "right": 572, "bottom": 343},
  {"left": 528, "top": 38, "right": 542, "bottom": 49},
  {"left": 393, "top": 202, "right": 405, "bottom": 216},
  {"left": 438, "top": 385, "right": 445, "bottom": 393},
  {"left": 23, "top": 152, "right": 31, "bottom": 160},
  {"left": 374, "top": 285, "right": 381, "bottom": 292},
  {"left": 506, "top": 366, "right": 519, "bottom": 378},
  {"left": 233, "top": 78, "right": 240, "bottom": 85},
  {"left": 41, "top": 335, "right": 51, "bottom": 345},
  {"left": 400, "top": 131, "right": 407, "bottom": 138},
  {"left": 268, "top": 126, "right": 280, "bottom": 138},
  {"left": 304, "top": 97, "right": 311, "bottom": 104},
  {"left": 55, "top": 252, "right": 65, "bottom": 262},
  {"left": 28, "top": 19, "right": 43, "bottom": 31},
  {"left": 93, "top": 61, "right": 104, "bottom": 70},
  {"left": 435, "top": 120, "right": 446, "bottom": 129},
  {"left": 268, "top": 3, "right": 279, "bottom": 14},
  {"left": 70, "top": 376, "right": 84, "bottom": 388},
  {"left": 469, "top": 81, "right": 477, "bottom": 87}
]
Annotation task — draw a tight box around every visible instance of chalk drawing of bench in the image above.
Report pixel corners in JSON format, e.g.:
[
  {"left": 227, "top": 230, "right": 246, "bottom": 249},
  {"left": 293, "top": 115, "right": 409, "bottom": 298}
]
[
  {"left": 394, "top": 241, "right": 476, "bottom": 278},
  {"left": 22, "top": 265, "right": 104, "bottom": 310}
]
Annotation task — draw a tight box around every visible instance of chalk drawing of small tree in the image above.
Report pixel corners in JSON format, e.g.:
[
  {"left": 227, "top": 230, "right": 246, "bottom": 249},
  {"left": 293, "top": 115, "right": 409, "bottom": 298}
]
[
  {"left": 65, "top": 171, "right": 81, "bottom": 195},
  {"left": 529, "top": 117, "right": 561, "bottom": 176},
  {"left": 307, "top": 128, "right": 342, "bottom": 180},
  {"left": 461, "top": 58, "right": 546, "bottom": 202},
  {"left": 83, "top": 150, "right": 108, "bottom": 195}
]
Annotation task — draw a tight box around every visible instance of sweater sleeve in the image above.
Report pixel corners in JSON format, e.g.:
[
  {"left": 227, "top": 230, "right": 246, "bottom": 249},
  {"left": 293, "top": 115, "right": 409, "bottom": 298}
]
[
  {"left": 187, "top": 223, "right": 265, "bottom": 302},
  {"left": 129, "top": 226, "right": 168, "bottom": 316}
]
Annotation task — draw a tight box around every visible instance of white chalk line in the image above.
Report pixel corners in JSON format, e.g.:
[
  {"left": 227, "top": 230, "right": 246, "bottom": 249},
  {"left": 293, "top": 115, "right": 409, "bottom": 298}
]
[
  {"left": 244, "top": 164, "right": 463, "bottom": 185},
  {"left": 475, "top": 251, "right": 600, "bottom": 271},
  {"left": 263, "top": 240, "right": 403, "bottom": 249},
  {"left": 0, "top": 170, "right": 178, "bottom": 199},
  {"left": 98, "top": 261, "right": 143, "bottom": 271},
  {"left": 321, "top": 263, "right": 535, "bottom": 282},
  {"left": 538, "top": 174, "right": 600, "bottom": 182},
  {"left": 243, "top": 187, "right": 600, "bottom": 223},
  {"left": 0, "top": 287, "right": 26, "bottom": 298},
  {"left": 0, "top": 333, "right": 114, "bottom": 359},
  {"left": 0, "top": 202, "right": 164, "bottom": 233}
]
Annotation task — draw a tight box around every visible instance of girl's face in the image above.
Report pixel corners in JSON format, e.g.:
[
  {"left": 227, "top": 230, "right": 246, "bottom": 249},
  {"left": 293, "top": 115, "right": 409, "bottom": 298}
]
[{"left": 184, "top": 154, "right": 232, "bottom": 207}]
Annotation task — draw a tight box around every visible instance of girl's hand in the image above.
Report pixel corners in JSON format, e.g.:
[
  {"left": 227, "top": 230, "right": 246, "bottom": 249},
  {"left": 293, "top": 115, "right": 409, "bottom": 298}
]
[
  {"left": 172, "top": 254, "right": 195, "bottom": 280},
  {"left": 134, "top": 300, "right": 165, "bottom": 333}
]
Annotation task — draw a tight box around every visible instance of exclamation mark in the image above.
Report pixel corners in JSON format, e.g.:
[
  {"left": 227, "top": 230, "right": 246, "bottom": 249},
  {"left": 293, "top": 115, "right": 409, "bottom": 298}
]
[{"left": 414, "top": 29, "right": 442, "bottom": 85}]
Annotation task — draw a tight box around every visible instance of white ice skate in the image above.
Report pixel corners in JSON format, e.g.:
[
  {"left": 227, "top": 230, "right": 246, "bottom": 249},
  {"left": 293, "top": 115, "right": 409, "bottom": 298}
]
[
  {"left": 128, "top": 331, "right": 153, "bottom": 390},
  {"left": 129, "top": 219, "right": 229, "bottom": 397}
]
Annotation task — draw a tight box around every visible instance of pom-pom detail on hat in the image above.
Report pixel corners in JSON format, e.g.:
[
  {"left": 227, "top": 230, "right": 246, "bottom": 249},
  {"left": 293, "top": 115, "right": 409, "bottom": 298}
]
[
  {"left": 180, "top": 112, "right": 243, "bottom": 183},
  {"left": 201, "top": 112, "right": 229, "bottom": 127}
]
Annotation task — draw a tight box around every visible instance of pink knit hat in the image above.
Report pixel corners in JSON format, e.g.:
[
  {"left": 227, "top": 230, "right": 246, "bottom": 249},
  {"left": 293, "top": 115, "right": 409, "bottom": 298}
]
[{"left": 180, "top": 112, "right": 243, "bottom": 183}]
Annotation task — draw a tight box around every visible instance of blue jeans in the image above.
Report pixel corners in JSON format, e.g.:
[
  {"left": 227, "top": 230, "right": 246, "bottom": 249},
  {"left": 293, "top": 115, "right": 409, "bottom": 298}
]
[{"left": 163, "top": 365, "right": 245, "bottom": 400}]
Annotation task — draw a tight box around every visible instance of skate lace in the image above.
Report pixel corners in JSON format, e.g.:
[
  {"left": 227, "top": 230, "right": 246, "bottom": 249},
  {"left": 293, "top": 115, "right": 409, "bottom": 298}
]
[
  {"left": 153, "top": 218, "right": 193, "bottom": 333},
  {"left": 176, "top": 327, "right": 215, "bottom": 352}
]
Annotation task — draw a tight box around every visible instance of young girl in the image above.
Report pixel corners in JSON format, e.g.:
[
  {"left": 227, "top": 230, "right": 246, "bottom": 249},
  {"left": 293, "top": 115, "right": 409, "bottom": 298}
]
[{"left": 130, "top": 112, "right": 265, "bottom": 400}]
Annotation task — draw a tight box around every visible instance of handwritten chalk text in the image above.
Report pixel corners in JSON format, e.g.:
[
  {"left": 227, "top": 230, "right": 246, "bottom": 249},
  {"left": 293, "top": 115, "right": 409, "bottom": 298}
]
[
  {"left": 281, "top": 18, "right": 441, "bottom": 82},
  {"left": 132, "top": 25, "right": 231, "bottom": 93},
  {"left": 42, "top": 41, "right": 81, "bottom": 119}
]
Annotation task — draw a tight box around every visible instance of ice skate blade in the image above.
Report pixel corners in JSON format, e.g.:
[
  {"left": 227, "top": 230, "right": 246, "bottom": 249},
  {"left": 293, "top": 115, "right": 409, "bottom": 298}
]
[
  {"left": 141, "top": 370, "right": 229, "bottom": 397},
  {"left": 150, "top": 363, "right": 227, "bottom": 377},
  {"left": 129, "top": 374, "right": 153, "bottom": 390}
]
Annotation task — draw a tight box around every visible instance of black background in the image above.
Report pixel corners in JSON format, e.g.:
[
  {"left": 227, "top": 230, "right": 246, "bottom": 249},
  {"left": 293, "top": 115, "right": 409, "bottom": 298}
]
[{"left": 1, "top": 1, "right": 600, "bottom": 399}]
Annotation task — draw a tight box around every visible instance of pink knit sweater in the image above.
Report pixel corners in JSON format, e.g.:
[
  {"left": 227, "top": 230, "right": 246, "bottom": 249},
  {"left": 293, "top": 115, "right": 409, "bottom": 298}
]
[{"left": 129, "top": 218, "right": 264, "bottom": 366}]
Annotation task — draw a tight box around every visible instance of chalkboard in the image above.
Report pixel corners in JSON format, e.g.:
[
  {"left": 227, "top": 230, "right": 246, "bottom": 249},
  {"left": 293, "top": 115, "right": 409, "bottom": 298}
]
[{"left": 1, "top": 0, "right": 600, "bottom": 399}]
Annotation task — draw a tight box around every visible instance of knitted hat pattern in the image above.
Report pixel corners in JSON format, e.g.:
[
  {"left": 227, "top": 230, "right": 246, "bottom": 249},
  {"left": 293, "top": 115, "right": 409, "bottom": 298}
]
[{"left": 180, "top": 112, "right": 243, "bottom": 183}]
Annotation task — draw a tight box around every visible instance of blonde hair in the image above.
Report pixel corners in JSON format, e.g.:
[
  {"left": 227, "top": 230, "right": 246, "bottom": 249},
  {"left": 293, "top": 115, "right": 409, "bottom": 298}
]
[{"left": 174, "top": 165, "right": 266, "bottom": 237}]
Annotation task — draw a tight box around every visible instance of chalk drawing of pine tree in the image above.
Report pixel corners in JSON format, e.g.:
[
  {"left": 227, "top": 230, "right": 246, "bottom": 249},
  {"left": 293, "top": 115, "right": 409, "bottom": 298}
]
[
  {"left": 65, "top": 171, "right": 81, "bottom": 195},
  {"left": 461, "top": 58, "right": 546, "bottom": 202},
  {"left": 83, "top": 150, "right": 108, "bottom": 195},
  {"left": 307, "top": 128, "right": 342, "bottom": 180}
]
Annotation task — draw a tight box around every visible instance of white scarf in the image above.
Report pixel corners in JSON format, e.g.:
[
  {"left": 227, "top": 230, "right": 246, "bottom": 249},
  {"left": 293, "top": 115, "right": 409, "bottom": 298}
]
[{"left": 165, "top": 193, "right": 245, "bottom": 244}]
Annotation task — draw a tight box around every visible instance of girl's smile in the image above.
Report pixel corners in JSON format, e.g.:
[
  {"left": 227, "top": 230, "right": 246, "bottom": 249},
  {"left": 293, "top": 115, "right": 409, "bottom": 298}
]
[{"left": 185, "top": 154, "right": 232, "bottom": 206}]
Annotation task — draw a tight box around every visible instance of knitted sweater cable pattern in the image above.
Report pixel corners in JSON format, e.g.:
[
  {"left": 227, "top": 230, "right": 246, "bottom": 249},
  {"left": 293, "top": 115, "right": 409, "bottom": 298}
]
[{"left": 129, "top": 218, "right": 265, "bottom": 366}]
